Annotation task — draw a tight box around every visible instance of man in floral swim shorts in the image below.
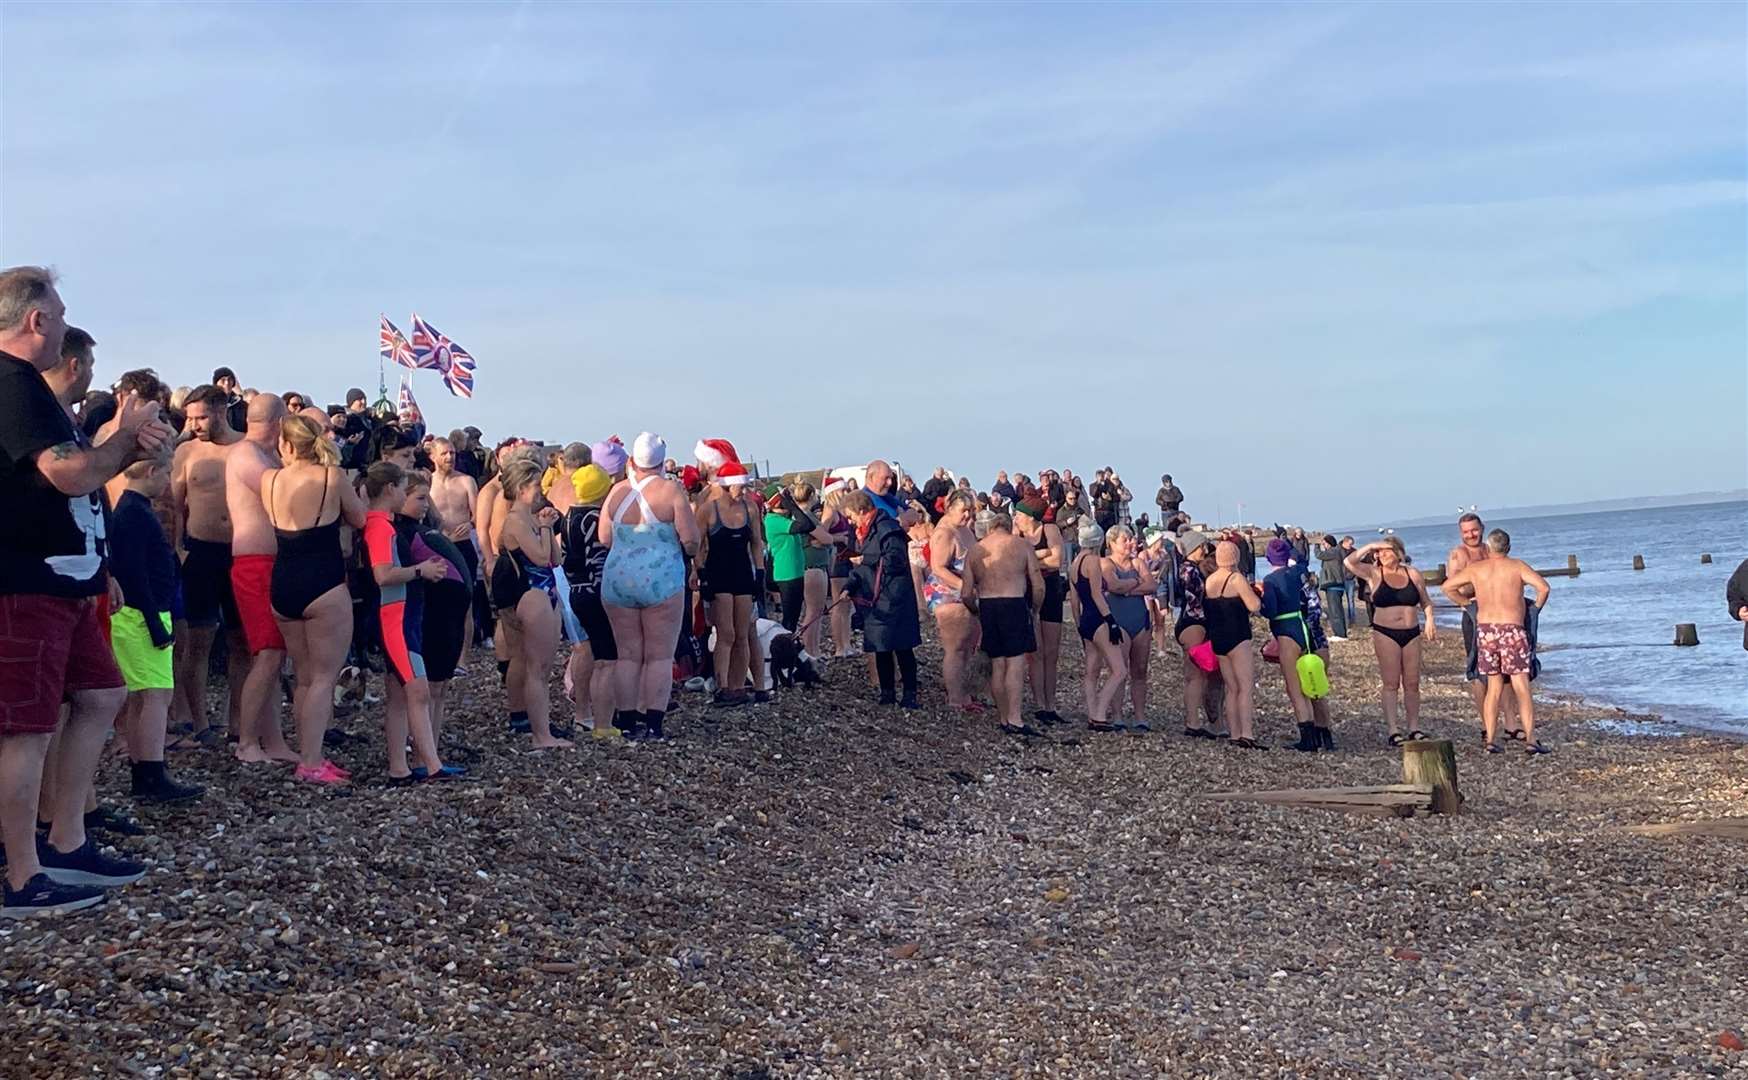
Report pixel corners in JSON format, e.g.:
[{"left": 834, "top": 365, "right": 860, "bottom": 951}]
[{"left": 1440, "top": 529, "right": 1551, "bottom": 756}]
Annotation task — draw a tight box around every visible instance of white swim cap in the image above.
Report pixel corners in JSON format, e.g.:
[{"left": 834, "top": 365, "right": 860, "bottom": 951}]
[{"left": 631, "top": 432, "right": 666, "bottom": 469}]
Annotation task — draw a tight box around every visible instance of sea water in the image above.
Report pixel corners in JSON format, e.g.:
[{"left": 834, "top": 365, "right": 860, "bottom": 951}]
[{"left": 1375, "top": 502, "right": 1748, "bottom": 735}]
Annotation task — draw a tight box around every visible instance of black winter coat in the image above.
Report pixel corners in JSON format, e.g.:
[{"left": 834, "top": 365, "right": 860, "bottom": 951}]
[{"left": 848, "top": 517, "right": 921, "bottom": 653}]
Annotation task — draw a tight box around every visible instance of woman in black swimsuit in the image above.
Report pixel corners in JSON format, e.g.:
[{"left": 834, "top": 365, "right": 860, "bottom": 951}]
[
  {"left": 262, "top": 413, "right": 367, "bottom": 773},
  {"left": 695, "top": 464, "right": 765, "bottom": 707},
  {"left": 1070, "top": 520, "right": 1128, "bottom": 732},
  {"left": 1173, "top": 531, "right": 1218, "bottom": 737},
  {"left": 1345, "top": 537, "right": 1437, "bottom": 745},
  {"left": 1203, "top": 541, "right": 1265, "bottom": 748}
]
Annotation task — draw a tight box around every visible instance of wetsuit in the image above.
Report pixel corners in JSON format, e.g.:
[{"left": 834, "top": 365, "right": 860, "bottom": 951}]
[
  {"left": 363, "top": 509, "right": 426, "bottom": 685},
  {"left": 563, "top": 503, "right": 615, "bottom": 661},
  {"left": 410, "top": 518, "right": 469, "bottom": 682},
  {"left": 1261, "top": 565, "right": 1311, "bottom": 650}
]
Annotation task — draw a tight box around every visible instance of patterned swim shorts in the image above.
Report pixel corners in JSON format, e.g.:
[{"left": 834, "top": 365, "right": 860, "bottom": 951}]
[{"left": 1476, "top": 622, "right": 1532, "bottom": 677}]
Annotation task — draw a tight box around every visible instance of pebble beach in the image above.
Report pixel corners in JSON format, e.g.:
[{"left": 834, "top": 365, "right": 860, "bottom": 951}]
[{"left": 2, "top": 627, "right": 1744, "bottom": 1078}]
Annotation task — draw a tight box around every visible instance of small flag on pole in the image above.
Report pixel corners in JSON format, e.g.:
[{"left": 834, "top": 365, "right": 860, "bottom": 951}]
[
  {"left": 380, "top": 315, "right": 420, "bottom": 370},
  {"left": 397, "top": 373, "right": 423, "bottom": 423}
]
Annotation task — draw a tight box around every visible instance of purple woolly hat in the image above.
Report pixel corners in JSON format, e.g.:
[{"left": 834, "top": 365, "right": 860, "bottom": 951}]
[{"left": 1266, "top": 537, "right": 1294, "bottom": 567}]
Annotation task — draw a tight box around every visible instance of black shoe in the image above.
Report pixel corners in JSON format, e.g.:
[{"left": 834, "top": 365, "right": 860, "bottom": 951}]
[
  {"left": 84, "top": 806, "right": 145, "bottom": 837},
  {"left": 900, "top": 695, "right": 920, "bottom": 710},
  {"left": 611, "top": 710, "right": 643, "bottom": 738},
  {"left": 508, "top": 711, "right": 531, "bottom": 734},
  {"left": 129, "top": 762, "right": 205, "bottom": 805},
  {"left": 37, "top": 837, "right": 145, "bottom": 887},
  {"left": 631, "top": 710, "right": 665, "bottom": 742},
  {"left": 1035, "top": 710, "right": 1067, "bottom": 727},
  {"left": 877, "top": 691, "right": 897, "bottom": 706},
  {"left": 0, "top": 873, "right": 105, "bottom": 920},
  {"left": 712, "top": 691, "right": 750, "bottom": 709},
  {"left": 549, "top": 724, "right": 575, "bottom": 740},
  {"left": 1317, "top": 726, "right": 1335, "bottom": 751},
  {"left": 1292, "top": 722, "right": 1320, "bottom": 752},
  {"left": 752, "top": 690, "right": 773, "bottom": 704}
]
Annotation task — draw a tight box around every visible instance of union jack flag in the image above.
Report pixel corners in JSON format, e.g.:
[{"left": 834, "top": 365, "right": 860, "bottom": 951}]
[
  {"left": 397, "top": 374, "right": 423, "bottom": 422},
  {"left": 380, "top": 315, "right": 420, "bottom": 370},
  {"left": 410, "top": 314, "right": 477, "bottom": 398},
  {"left": 443, "top": 342, "right": 476, "bottom": 399},
  {"left": 408, "top": 314, "right": 451, "bottom": 373}
]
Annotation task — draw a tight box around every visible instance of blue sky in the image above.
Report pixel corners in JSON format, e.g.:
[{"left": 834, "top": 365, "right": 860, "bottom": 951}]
[{"left": 3, "top": 2, "right": 1743, "bottom": 526}]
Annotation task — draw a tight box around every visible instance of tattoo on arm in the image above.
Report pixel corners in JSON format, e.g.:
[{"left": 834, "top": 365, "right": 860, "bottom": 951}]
[{"left": 49, "top": 441, "right": 80, "bottom": 461}]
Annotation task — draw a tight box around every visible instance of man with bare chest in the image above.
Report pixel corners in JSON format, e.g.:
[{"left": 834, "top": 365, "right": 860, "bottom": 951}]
[
  {"left": 224, "top": 394, "right": 293, "bottom": 763},
  {"left": 963, "top": 512, "right": 1044, "bottom": 738},
  {"left": 429, "top": 437, "right": 487, "bottom": 645},
  {"left": 1441, "top": 529, "right": 1550, "bottom": 753},
  {"left": 170, "top": 385, "right": 245, "bottom": 743},
  {"left": 1446, "top": 513, "right": 1522, "bottom": 740}
]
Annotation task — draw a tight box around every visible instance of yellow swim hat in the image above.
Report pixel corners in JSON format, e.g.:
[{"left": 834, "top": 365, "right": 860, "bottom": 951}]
[{"left": 572, "top": 464, "right": 612, "bottom": 505}]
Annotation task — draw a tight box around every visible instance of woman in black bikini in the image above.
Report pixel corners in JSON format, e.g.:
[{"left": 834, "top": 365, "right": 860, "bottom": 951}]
[
  {"left": 1345, "top": 537, "right": 1437, "bottom": 745},
  {"left": 1203, "top": 540, "right": 1265, "bottom": 749},
  {"left": 262, "top": 413, "right": 367, "bottom": 777}
]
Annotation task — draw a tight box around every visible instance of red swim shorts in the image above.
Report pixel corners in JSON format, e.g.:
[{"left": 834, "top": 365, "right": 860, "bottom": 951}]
[
  {"left": 1475, "top": 622, "right": 1532, "bottom": 677},
  {"left": 229, "top": 554, "right": 286, "bottom": 655},
  {"left": 0, "top": 594, "right": 126, "bottom": 737}
]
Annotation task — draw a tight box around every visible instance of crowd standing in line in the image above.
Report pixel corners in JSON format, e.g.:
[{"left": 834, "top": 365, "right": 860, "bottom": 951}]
[{"left": 0, "top": 264, "right": 1557, "bottom": 919}]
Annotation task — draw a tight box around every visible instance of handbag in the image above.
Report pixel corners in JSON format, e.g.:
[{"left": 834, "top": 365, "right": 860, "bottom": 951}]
[{"left": 1187, "top": 639, "right": 1217, "bottom": 673}]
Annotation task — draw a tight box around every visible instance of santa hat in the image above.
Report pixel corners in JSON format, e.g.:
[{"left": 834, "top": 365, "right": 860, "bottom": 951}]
[
  {"left": 694, "top": 438, "right": 740, "bottom": 472},
  {"left": 716, "top": 461, "right": 749, "bottom": 487}
]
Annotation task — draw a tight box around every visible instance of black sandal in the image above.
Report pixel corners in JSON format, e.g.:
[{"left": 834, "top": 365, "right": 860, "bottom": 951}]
[
  {"left": 1232, "top": 737, "right": 1268, "bottom": 751},
  {"left": 1087, "top": 720, "right": 1119, "bottom": 733},
  {"left": 1484, "top": 741, "right": 1501, "bottom": 754},
  {"left": 1408, "top": 730, "right": 1428, "bottom": 741},
  {"left": 1001, "top": 722, "right": 1042, "bottom": 738},
  {"left": 1388, "top": 733, "right": 1406, "bottom": 748},
  {"left": 1506, "top": 729, "right": 1528, "bottom": 741},
  {"left": 1525, "top": 741, "right": 1552, "bottom": 755},
  {"left": 1183, "top": 726, "right": 1214, "bottom": 739}
]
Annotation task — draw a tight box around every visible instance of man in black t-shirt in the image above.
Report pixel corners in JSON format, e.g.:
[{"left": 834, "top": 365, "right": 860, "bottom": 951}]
[
  {"left": 0, "top": 267, "right": 173, "bottom": 918},
  {"left": 1089, "top": 468, "right": 1120, "bottom": 530}
]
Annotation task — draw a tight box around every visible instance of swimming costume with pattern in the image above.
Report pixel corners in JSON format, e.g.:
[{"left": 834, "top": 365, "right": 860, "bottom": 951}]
[{"left": 601, "top": 476, "right": 686, "bottom": 610}]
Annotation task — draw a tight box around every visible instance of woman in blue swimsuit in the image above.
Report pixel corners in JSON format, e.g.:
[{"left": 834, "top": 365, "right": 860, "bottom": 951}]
[
  {"left": 1102, "top": 525, "right": 1157, "bottom": 731},
  {"left": 598, "top": 433, "right": 700, "bottom": 741}
]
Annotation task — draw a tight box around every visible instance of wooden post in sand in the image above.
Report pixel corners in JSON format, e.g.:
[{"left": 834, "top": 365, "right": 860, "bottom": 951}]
[
  {"left": 1632, "top": 554, "right": 1646, "bottom": 571},
  {"left": 1674, "top": 624, "right": 1699, "bottom": 647},
  {"left": 1567, "top": 554, "right": 1580, "bottom": 575},
  {"left": 1401, "top": 739, "right": 1462, "bottom": 815},
  {"left": 1701, "top": 553, "right": 1713, "bottom": 564}
]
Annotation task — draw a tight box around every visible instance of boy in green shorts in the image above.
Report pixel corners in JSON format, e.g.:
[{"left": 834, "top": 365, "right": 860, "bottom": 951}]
[{"left": 109, "top": 449, "right": 203, "bottom": 804}]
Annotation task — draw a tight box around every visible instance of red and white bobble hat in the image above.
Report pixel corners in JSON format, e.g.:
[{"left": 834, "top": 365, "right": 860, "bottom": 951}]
[
  {"left": 716, "top": 461, "right": 749, "bottom": 487},
  {"left": 694, "top": 437, "right": 740, "bottom": 474}
]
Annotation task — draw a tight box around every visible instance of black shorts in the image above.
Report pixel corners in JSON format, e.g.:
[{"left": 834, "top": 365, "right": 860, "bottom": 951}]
[
  {"left": 1175, "top": 615, "right": 1206, "bottom": 643},
  {"left": 979, "top": 597, "right": 1037, "bottom": 659},
  {"left": 1038, "top": 574, "right": 1067, "bottom": 625},
  {"left": 569, "top": 586, "right": 616, "bottom": 662},
  {"left": 778, "top": 576, "right": 805, "bottom": 632},
  {"left": 181, "top": 537, "right": 239, "bottom": 629}
]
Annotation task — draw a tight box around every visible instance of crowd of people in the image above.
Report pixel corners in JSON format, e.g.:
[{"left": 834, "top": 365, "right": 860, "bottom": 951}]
[{"left": 0, "top": 265, "right": 1555, "bottom": 920}]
